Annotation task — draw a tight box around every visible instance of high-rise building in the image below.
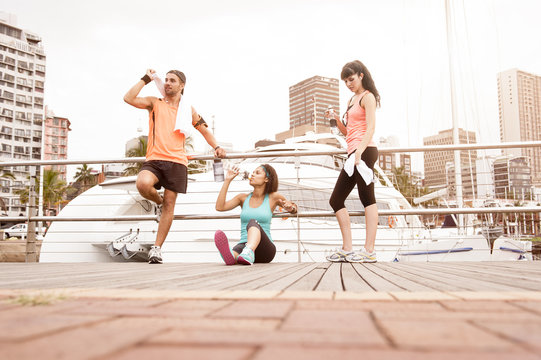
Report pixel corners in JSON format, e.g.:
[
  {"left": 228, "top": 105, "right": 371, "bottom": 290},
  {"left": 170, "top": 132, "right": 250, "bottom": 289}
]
[
  {"left": 288, "top": 75, "right": 339, "bottom": 130},
  {"left": 497, "top": 68, "right": 541, "bottom": 185},
  {"left": 277, "top": 76, "right": 340, "bottom": 146},
  {"left": 0, "top": 13, "right": 46, "bottom": 216},
  {"left": 493, "top": 155, "right": 532, "bottom": 200},
  {"left": 377, "top": 136, "right": 411, "bottom": 177},
  {"left": 43, "top": 110, "right": 70, "bottom": 181},
  {"left": 423, "top": 128, "right": 477, "bottom": 198}
]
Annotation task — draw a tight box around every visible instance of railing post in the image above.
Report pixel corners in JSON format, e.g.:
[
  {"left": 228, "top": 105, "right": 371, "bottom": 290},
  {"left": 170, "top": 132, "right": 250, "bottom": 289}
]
[{"left": 25, "top": 166, "right": 37, "bottom": 262}]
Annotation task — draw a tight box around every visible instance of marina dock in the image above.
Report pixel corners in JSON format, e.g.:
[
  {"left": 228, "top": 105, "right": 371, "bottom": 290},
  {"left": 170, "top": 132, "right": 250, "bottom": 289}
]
[{"left": 1, "top": 261, "right": 541, "bottom": 359}]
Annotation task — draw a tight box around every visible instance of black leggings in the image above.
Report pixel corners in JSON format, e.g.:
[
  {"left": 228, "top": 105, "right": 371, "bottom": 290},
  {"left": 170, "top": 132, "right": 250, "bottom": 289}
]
[
  {"left": 329, "top": 147, "right": 378, "bottom": 211},
  {"left": 232, "top": 219, "right": 276, "bottom": 263}
]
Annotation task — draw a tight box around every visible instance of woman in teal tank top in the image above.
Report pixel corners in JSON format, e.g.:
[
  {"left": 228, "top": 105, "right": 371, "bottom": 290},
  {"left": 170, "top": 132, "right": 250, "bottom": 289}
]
[{"left": 214, "top": 164, "right": 298, "bottom": 265}]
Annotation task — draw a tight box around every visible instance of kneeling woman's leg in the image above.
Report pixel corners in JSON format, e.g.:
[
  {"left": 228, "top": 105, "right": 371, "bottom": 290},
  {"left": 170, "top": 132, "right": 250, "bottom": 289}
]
[{"left": 236, "top": 219, "right": 276, "bottom": 264}]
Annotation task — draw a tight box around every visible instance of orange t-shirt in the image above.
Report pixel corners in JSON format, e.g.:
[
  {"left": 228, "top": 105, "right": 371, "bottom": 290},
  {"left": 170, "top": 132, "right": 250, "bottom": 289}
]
[
  {"left": 345, "top": 90, "right": 376, "bottom": 154},
  {"left": 146, "top": 99, "right": 188, "bottom": 166}
]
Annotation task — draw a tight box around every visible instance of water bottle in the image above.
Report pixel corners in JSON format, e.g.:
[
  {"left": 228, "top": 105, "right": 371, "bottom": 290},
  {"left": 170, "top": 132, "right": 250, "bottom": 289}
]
[
  {"left": 327, "top": 106, "right": 339, "bottom": 135},
  {"left": 213, "top": 159, "right": 224, "bottom": 182}
]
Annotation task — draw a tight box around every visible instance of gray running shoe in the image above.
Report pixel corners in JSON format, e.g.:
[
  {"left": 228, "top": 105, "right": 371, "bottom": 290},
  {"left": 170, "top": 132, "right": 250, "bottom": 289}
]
[
  {"left": 326, "top": 249, "right": 353, "bottom": 262},
  {"left": 148, "top": 245, "right": 163, "bottom": 264},
  {"left": 346, "top": 249, "right": 377, "bottom": 263}
]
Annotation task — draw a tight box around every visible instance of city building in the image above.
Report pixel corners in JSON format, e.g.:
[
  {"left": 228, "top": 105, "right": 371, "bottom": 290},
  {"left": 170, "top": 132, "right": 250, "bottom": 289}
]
[
  {"left": 276, "top": 76, "right": 341, "bottom": 147},
  {"left": 445, "top": 162, "right": 477, "bottom": 199},
  {"left": 289, "top": 75, "right": 340, "bottom": 130},
  {"left": 378, "top": 136, "right": 412, "bottom": 184},
  {"left": 498, "top": 68, "right": 541, "bottom": 185},
  {"left": 377, "top": 136, "right": 411, "bottom": 177},
  {"left": 423, "top": 128, "right": 477, "bottom": 198},
  {"left": 43, "top": 109, "right": 71, "bottom": 181},
  {"left": 0, "top": 12, "right": 46, "bottom": 216},
  {"left": 493, "top": 155, "right": 532, "bottom": 200}
]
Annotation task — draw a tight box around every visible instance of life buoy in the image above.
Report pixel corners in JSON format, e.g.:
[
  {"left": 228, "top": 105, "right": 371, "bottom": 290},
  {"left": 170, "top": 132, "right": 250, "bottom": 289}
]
[{"left": 388, "top": 216, "right": 397, "bottom": 228}]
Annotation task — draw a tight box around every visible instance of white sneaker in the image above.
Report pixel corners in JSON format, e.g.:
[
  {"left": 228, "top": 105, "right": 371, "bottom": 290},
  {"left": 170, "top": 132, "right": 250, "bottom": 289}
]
[
  {"left": 148, "top": 245, "right": 163, "bottom": 264},
  {"left": 346, "top": 248, "right": 377, "bottom": 263},
  {"left": 326, "top": 249, "right": 353, "bottom": 262}
]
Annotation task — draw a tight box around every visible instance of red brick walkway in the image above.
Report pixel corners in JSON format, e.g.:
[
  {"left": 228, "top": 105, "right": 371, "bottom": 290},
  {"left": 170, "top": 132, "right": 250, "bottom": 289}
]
[{"left": 1, "top": 290, "right": 541, "bottom": 360}]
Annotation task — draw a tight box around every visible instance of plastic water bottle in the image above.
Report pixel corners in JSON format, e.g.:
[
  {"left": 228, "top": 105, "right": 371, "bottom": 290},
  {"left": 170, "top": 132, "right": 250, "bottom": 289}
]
[
  {"left": 213, "top": 159, "right": 224, "bottom": 182},
  {"left": 328, "top": 106, "right": 339, "bottom": 135}
]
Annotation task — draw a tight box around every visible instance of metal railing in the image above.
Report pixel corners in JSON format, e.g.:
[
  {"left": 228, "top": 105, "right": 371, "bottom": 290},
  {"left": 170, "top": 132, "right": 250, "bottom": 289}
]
[{"left": 1, "top": 141, "right": 541, "bottom": 262}]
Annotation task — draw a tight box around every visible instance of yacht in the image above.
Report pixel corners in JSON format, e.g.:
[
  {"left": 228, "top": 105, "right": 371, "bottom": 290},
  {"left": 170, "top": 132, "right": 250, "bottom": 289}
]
[{"left": 39, "top": 134, "right": 531, "bottom": 263}]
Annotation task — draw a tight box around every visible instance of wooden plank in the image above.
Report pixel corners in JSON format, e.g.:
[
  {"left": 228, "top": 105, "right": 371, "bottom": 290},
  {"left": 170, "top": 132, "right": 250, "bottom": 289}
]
[
  {"left": 341, "top": 263, "right": 374, "bottom": 292},
  {"left": 232, "top": 263, "right": 311, "bottom": 290},
  {"left": 257, "top": 263, "right": 320, "bottom": 291},
  {"left": 350, "top": 263, "right": 404, "bottom": 292},
  {"left": 176, "top": 263, "right": 300, "bottom": 291},
  {"left": 415, "top": 262, "right": 541, "bottom": 291},
  {"left": 0, "top": 263, "right": 214, "bottom": 288},
  {"left": 429, "top": 261, "right": 541, "bottom": 277},
  {"left": 379, "top": 263, "right": 523, "bottom": 291},
  {"left": 1, "top": 262, "right": 541, "bottom": 294},
  {"left": 315, "top": 263, "right": 343, "bottom": 292},
  {"left": 286, "top": 268, "right": 327, "bottom": 291},
  {"left": 365, "top": 264, "right": 438, "bottom": 291}
]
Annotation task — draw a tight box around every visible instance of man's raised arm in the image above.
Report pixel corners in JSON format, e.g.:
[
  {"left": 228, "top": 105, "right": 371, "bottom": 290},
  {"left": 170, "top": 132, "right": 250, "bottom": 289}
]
[{"left": 123, "top": 69, "right": 156, "bottom": 110}]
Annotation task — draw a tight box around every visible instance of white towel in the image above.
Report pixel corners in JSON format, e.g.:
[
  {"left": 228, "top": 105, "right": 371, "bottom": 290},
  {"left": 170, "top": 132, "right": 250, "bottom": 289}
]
[
  {"left": 153, "top": 74, "right": 193, "bottom": 137},
  {"left": 343, "top": 154, "right": 374, "bottom": 185}
]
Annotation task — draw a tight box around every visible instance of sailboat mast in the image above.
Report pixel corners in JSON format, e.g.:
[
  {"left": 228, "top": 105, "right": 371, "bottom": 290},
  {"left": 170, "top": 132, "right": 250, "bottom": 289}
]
[{"left": 445, "top": 0, "right": 464, "bottom": 230}]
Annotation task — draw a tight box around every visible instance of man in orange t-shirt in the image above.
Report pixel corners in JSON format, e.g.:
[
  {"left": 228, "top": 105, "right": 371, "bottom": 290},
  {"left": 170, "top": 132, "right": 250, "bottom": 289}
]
[{"left": 124, "top": 69, "right": 226, "bottom": 263}]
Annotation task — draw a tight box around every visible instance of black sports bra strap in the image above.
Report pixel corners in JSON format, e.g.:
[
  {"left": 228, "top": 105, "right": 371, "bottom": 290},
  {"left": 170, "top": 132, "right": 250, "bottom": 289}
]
[{"left": 358, "top": 90, "right": 369, "bottom": 106}]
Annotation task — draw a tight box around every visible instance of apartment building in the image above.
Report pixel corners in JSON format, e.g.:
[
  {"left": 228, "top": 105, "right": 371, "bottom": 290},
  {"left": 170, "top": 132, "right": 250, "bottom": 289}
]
[
  {"left": 498, "top": 68, "right": 541, "bottom": 185},
  {"left": 0, "top": 13, "right": 46, "bottom": 216}
]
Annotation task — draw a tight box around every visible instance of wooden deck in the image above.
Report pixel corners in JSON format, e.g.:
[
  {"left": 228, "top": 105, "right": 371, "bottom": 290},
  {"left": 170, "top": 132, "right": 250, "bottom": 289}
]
[{"left": 1, "top": 261, "right": 541, "bottom": 296}]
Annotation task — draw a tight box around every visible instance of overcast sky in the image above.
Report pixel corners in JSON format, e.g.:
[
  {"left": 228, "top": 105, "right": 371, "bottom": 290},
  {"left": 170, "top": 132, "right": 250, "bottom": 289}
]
[{"left": 3, "top": 0, "right": 541, "bottom": 177}]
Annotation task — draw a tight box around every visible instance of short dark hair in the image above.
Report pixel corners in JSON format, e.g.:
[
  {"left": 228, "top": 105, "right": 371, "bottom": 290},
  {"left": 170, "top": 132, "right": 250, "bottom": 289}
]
[
  {"left": 261, "top": 164, "right": 278, "bottom": 194},
  {"left": 167, "top": 70, "right": 186, "bottom": 94}
]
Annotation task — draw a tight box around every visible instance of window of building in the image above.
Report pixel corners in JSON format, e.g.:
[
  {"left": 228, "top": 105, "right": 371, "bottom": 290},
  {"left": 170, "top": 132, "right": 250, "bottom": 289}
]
[{"left": 0, "top": 126, "right": 12, "bottom": 134}]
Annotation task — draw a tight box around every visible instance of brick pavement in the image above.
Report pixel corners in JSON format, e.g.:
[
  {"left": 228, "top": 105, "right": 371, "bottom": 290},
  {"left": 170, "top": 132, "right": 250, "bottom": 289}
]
[{"left": 1, "top": 289, "right": 541, "bottom": 359}]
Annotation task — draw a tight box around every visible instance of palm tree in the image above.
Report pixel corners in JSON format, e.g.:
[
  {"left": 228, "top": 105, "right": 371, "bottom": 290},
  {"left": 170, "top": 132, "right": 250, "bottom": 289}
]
[
  {"left": 391, "top": 166, "right": 430, "bottom": 205},
  {"left": 124, "top": 136, "right": 147, "bottom": 176},
  {"left": 74, "top": 164, "right": 96, "bottom": 191},
  {"left": 1, "top": 170, "right": 15, "bottom": 180},
  {"left": 15, "top": 169, "right": 73, "bottom": 213}
]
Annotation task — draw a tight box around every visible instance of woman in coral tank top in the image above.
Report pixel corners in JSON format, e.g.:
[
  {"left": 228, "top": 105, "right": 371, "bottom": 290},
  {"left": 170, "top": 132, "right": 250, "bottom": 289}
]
[{"left": 326, "top": 60, "right": 381, "bottom": 263}]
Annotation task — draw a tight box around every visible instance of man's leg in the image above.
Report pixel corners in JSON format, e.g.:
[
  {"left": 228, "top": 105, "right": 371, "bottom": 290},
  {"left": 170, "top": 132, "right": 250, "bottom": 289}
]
[
  {"left": 136, "top": 170, "right": 163, "bottom": 205},
  {"left": 154, "top": 189, "right": 178, "bottom": 247}
]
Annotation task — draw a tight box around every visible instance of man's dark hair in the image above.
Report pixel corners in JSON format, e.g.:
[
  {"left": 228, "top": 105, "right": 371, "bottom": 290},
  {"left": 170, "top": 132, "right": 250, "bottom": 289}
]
[{"left": 167, "top": 70, "right": 186, "bottom": 94}]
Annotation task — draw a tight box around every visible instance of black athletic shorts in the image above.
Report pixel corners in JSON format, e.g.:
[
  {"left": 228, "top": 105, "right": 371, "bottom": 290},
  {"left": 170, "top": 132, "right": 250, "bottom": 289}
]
[{"left": 140, "top": 160, "right": 188, "bottom": 194}]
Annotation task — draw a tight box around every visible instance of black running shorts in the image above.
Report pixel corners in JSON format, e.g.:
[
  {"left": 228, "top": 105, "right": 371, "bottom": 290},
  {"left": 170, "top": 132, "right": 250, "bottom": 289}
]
[{"left": 140, "top": 160, "right": 188, "bottom": 194}]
